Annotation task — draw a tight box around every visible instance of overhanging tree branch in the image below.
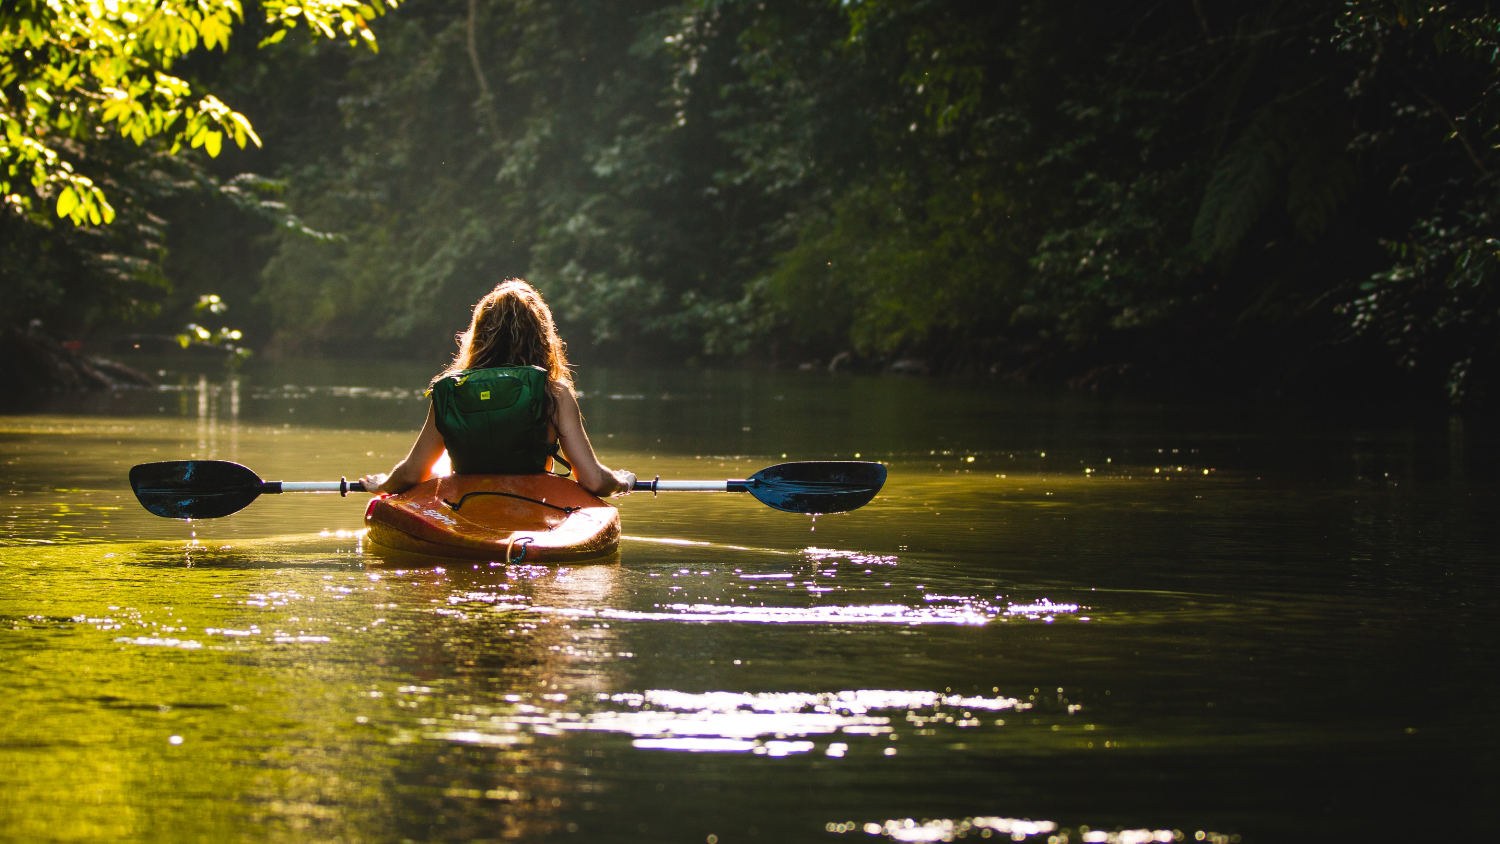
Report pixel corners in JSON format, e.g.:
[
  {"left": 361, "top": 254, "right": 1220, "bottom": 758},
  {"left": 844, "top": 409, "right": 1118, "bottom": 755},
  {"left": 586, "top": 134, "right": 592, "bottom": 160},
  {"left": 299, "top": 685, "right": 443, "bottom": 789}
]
[{"left": 466, "top": 0, "right": 504, "bottom": 142}]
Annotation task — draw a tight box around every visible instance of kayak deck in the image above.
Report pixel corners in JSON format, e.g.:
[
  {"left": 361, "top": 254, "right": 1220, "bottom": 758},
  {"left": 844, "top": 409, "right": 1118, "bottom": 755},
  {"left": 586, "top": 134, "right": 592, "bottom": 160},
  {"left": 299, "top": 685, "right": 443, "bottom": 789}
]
[{"left": 364, "top": 474, "right": 620, "bottom": 562}]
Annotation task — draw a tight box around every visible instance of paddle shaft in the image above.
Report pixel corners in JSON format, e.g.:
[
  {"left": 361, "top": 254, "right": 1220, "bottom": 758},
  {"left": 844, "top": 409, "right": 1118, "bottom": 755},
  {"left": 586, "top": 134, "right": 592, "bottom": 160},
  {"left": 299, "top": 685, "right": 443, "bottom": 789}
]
[
  {"left": 633, "top": 479, "right": 748, "bottom": 493},
  {"left": 276, "top": 478, "right": 732, "bottom": 493},
  {"left": 268, "top": 479, "right": 366, "bottom": 494},
  {"left": 283, "top": 479, "right": 730, "bottom": 493}
]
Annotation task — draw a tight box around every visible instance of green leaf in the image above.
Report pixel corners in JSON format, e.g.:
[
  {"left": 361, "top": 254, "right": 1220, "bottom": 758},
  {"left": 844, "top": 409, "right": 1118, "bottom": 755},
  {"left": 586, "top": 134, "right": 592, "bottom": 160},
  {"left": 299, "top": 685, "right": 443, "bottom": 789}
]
[
  {"left": 230, "top": 112, "right": 262, "bottom": 147},
  {"left": 204, "top": 131, "right": 223, "bottom": 157},
  {"left": 55, "top": 187, "right": 79, "bottom": 218}
]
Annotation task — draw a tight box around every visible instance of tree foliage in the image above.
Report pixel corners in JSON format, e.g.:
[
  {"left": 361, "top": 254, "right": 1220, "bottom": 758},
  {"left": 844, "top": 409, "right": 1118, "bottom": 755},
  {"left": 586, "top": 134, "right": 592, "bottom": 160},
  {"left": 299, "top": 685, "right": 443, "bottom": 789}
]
[
  {"left": 1, "top": 0, "right": 399, "bottom": 223},
  {"left": 0, "top": 0, "right": 396, "bottom": 341},
  {"left": 11, "top": 0, "right": 1500, "bottom": 404}
]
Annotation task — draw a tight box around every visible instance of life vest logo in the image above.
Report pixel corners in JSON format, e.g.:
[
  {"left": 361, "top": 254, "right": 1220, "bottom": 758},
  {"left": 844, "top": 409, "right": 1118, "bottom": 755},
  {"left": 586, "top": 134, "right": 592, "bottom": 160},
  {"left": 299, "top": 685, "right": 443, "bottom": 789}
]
[{"left": 480, "top": 391, "right": 490, "bottom": 400}]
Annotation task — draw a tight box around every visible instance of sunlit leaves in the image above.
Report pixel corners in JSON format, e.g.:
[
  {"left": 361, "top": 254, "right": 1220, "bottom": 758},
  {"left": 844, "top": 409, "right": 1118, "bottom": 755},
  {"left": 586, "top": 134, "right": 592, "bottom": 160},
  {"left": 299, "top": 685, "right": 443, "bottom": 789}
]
[
  {"left": 54, "top": 186, "right": 79, "bottom": 218},
  {"left": 261, "top": 0, "right": 387, "bottom": 51},
  {"left": 176, "top": 294, "right": 252, "bottom": 371},
  {"left": 0, "top": 0, "right": 401, "bottom": 226},
  {"left": 4, "top": 131, "right": 118, "bottom": 224}
]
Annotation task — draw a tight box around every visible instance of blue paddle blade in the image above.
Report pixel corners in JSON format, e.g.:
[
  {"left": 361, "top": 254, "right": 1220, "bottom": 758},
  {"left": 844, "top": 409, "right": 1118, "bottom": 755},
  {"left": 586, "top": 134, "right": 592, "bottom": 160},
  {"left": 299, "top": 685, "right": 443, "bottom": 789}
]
[
  {"left": 742, "top": 461, "right": 887, "bottom": 514},
  {"left": 129, "top": 460, "right": 266, "bottom": 520}
]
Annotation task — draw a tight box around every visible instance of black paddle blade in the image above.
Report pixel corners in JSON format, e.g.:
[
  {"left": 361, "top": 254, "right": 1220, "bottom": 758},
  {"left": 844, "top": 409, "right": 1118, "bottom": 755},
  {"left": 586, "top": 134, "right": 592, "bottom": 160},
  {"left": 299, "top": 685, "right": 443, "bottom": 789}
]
[
  {"left": 743, "top": 461, "right": 887, "bottom": 514},
  {"left": 129, "top": 460, "right": 265, "bottom": 520}
]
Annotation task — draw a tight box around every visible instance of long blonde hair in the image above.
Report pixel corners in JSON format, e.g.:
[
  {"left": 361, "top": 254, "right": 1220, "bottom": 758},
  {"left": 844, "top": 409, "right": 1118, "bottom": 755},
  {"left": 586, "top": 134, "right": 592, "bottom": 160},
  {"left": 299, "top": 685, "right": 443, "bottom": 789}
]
[{"left": 435, "top": 279, "right": 573, "bottom": 418}]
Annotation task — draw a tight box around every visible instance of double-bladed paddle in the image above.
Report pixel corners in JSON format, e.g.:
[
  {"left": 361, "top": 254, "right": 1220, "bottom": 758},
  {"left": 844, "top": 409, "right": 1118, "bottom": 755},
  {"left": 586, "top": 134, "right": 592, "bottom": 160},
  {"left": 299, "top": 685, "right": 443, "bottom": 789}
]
[{"left": 129, "top": 459, "right": 886, "bottom": 520}]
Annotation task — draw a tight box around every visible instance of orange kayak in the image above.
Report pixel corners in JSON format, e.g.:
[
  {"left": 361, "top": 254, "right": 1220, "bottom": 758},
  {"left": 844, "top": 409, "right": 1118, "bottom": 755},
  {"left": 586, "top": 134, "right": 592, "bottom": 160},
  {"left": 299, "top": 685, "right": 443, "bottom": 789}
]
[{"left": 364, "top": 474, "right": 620, "bottom": 562}]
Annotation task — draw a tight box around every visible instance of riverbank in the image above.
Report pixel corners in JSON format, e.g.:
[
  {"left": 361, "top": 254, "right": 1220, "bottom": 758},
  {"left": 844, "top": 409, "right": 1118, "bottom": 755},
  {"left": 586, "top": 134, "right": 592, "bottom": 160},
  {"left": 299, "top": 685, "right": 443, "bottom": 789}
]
[{"left": 0, "top": 326, "right": 154, "bottom": 394}]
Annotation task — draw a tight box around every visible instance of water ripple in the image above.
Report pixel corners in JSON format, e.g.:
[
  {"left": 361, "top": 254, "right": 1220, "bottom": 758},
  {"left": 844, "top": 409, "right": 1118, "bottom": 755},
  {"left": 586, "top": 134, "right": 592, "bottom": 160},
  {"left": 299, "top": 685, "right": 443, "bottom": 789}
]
[
  {"left": 532, "top": 603, "right": 995, "bottom": 625},
  {"left": 832, "top": 817, "right": 1240, "bottom": 844},
  {"left": 427, "top": 688, "right": 1029, "bottom": 754}
]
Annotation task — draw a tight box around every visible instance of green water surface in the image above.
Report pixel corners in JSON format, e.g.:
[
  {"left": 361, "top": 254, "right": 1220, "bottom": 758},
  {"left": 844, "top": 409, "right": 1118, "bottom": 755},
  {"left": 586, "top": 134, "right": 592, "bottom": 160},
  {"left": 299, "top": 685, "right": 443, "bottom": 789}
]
[{"left": 2, "top": 361, "right": 1497, "bottom": 843}]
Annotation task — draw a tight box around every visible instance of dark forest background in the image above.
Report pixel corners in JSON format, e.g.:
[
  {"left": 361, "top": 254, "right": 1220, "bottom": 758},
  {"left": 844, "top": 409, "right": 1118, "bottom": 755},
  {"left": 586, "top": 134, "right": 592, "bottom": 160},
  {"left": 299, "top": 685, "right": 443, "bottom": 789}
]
[{"left": 6, "top": 0, "right": 1500, "bottom": 404}]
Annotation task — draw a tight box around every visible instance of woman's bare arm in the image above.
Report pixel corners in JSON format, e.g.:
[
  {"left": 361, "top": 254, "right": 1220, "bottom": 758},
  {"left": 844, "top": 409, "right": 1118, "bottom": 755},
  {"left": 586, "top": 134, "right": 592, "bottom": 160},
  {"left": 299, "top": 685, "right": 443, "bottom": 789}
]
[
  {"left": 553, "top": 384, "right": 635, "bottom": 497},
  {"left": 360, "top": 404, "right": 447, "bottom": 495}
]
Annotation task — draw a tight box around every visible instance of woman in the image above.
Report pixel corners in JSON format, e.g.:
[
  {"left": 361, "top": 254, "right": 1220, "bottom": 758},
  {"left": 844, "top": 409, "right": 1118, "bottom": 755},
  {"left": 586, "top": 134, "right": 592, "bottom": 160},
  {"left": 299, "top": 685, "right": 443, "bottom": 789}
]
[{"left": 360, "top": 279, "right": 635, "bottom": 498}]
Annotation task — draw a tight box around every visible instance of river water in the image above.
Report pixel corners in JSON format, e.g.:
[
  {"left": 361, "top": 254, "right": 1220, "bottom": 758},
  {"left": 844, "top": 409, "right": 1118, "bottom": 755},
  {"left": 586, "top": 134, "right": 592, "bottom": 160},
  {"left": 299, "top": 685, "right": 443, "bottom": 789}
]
[{"left": 2, "top": 359, "right": 1496, "bottom": 843}]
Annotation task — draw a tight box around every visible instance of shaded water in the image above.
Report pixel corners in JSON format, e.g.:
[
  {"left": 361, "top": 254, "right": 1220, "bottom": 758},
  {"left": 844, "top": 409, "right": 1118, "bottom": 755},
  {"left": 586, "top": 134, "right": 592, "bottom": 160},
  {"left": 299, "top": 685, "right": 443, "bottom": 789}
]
[{"left": 3, "top": 359, "right": 1497, "bottom": 843}]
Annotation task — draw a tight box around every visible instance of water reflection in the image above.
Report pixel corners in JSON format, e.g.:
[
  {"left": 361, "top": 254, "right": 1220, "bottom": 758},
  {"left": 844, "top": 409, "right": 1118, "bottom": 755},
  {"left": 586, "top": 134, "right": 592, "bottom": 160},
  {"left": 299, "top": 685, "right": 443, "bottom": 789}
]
[
  {"left": 533, "top": 602, "right": 1000, "bottom": 625},
  {"left": 844, "top": 817, "right": 1057, "bottom": 842},
  {"left": 836, "top": 818, "right": 1241, "bottom": 844},
  {"left": 428, "top": 688, "right": 1028, "bottom": 754}
]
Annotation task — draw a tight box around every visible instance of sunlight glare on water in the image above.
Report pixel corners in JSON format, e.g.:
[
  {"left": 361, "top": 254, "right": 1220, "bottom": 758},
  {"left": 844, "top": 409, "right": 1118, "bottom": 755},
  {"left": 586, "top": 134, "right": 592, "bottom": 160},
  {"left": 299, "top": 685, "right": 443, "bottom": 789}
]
[{"left": 429, "top": 687, "right": 1025, "bottom": 753}]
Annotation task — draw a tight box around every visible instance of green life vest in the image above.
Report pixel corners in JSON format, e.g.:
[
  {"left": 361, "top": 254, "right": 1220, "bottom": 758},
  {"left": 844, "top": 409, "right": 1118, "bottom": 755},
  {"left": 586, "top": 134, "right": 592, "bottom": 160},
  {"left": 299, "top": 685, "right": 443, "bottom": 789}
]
[{"left": 429, "top": 366, "right": 569, "bottom": 476}]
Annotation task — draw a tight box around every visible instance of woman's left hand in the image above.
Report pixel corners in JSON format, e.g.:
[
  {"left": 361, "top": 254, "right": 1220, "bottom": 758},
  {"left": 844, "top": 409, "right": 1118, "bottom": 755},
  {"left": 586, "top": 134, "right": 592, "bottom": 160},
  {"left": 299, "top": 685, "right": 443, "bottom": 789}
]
[{"left": 611, "top": 470, "right": 636, "bottom": 497}]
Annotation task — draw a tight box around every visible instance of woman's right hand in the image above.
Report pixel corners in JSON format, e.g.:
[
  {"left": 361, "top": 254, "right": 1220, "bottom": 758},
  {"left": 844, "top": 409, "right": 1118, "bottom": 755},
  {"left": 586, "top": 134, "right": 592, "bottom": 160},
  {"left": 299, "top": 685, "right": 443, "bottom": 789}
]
[
  {"left": 360, "top": 473, "right": 389, "bottom": 495},
  {"left": 611, "top": 470, "right": 637, "bottom": 497}
]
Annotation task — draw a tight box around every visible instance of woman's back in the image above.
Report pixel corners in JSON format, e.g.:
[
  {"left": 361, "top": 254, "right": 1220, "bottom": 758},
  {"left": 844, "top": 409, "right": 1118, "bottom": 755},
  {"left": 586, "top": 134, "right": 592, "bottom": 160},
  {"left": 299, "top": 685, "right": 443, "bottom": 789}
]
[{"left": 429, "top": 365, "right": 558, "bottom": 475}]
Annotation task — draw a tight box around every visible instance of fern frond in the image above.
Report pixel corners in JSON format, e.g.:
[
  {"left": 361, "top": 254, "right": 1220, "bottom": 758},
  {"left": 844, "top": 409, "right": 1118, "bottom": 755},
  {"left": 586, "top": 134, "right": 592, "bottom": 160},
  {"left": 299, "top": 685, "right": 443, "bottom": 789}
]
[{"left": 1192, "top": 106, "right": 1288, "bottom": 259}]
